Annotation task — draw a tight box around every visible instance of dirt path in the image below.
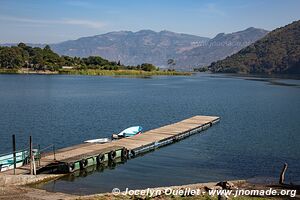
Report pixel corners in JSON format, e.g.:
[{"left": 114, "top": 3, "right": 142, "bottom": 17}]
[{"left": 0, "top": 186, "right": 76, "bottom": 200}]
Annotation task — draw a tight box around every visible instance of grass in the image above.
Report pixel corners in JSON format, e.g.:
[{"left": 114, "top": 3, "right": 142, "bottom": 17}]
[
  {"left": 59, "top": 69, "right": 192, "bottom": 76},
  {"left": 0, "top": 69, "right": 19, "bottom": 74},
  {"left": 0, "top": 68, "right": 192, "bottom": 76},
  {"left": 0, "top": 68, "right": 58, "bottom": 74}
]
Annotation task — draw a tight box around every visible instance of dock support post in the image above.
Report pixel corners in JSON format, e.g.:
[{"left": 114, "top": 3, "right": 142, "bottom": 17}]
[
  {"left": 29, "top": 135, "right": 32, "bottom": 175},
  {"left": 53, "top": 145, "right": 56, "bottom": 161},
  {"left": 12, "top": 134, "right": 16, "bottom": 175}
]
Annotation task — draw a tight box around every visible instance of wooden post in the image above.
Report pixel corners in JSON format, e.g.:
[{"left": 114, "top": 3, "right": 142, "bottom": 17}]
[
  {"left": 29, "top": 136, "right": 32, "bottom": 175},
  {"left": 53, "top": 145, "right": 56, "bottom": 160},
  {"left": 32, "top": 154, "right": 36, "bottom": 175},
  {"left": 279, "top": 163, "right": 288, "bottom": 185},
  {"left": 12, "top": 134, "right": 16, "bottom": 175},
  {"left": 38, "top": 144, "right": 41, "bottom": 167}
]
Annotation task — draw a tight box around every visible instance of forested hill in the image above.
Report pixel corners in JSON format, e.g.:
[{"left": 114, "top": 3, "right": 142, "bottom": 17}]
[
  {"left": 0, "top": 43, "right": 158, "bottom": 72},
  {"left": 208, "top": 20, "right": 300, "bottom": 74}
]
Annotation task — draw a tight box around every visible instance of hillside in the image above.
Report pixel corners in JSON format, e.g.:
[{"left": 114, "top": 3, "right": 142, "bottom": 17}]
[
  {"left": 209, "top": 20, "right": 300, "bottom": 74},
  {"left": 51, "top": 30, "right": 209, "bottom": 67},
  {"left": 176, "top": 27, "right": 268, "bottom": 68}
]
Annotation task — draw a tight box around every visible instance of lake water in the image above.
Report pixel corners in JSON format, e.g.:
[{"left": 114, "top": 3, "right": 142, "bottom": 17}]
[{"left": 0, "top": 73, "right": 299, "bottom": 194}]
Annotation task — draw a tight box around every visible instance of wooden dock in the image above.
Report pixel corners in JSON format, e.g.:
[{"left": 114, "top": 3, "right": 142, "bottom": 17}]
[{"left": 1, "top": 115, "right": 220, "bottom": 175}]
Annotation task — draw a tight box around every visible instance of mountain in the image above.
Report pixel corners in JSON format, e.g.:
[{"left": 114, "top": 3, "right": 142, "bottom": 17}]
[
  {"left": 50, "top": 30, "right": 209, "bottom": 67},
  {"left": 0, "top": 28, "right": 269, "bottom": 68},
  {"left": 176, "top": 27, "right": 269, "bottom": 68},
  {"left": 209, "top": 20, "right": 300, "bottom": 74}
]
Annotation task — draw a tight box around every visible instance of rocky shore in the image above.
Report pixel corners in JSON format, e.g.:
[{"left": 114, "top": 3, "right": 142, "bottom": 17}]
[{"left": 1, "top": 177, "right": 298, "bottom": 200}]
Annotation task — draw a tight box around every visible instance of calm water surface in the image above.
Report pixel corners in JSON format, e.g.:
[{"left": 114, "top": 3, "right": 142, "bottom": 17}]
[{"left": 0, "top": 73, "right": 299, "bottom": 194}]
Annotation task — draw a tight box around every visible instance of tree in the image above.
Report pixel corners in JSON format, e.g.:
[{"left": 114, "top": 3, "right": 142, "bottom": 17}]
[
  {"left": 167, "top": 59, "right": 176, "bottom": 69},
  {"left": 140, "top": 63, "right": 157, "bottom": 71},
  {"left": 44, "top": 45, "right": 51, "bottom": 51},
  {"left": 82, "top": 56, "right": 110, "bottom": 66},
  {"left": 31, "top": 53, "right": 44, "bottom": 69},
  {"left": 0, "top": 47, "right": 26, "bottom": 68},
  {"left": 18, "top": 43, "right": 27, "bottom": 49}
]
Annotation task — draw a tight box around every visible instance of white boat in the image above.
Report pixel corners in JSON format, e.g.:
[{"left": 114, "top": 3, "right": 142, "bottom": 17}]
[{"left": 84, "top": 138, "right": 111, "bottom": 143}]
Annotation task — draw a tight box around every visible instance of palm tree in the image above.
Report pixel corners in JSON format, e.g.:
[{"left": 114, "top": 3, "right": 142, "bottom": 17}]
[{"left": 167, "top": 59, "right": 176, "bottom": 70}]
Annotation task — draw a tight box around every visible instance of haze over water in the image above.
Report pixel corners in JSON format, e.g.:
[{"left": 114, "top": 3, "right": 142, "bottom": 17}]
[{"left": 0, "top": 73, "right": 299, "bottom": 194}]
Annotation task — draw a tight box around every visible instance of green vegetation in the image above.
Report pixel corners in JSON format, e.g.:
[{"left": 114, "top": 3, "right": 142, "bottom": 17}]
[
  {"left": 208, "top": 20, "right": 300, "bottom": 74},
  {"left": 0, "top": 43, "right": 191, "bottom": 76},
  {"left": 0, "top": 68, "right": 19, "bottom": 74},
  {"left": 0, "top": 43, "right": 63, "bottom": 70},
  {"left": 194, "top": 67, "right": 209, "bottom": 72},
  {"left": 59, "top": 69, "right": 191, "bottom": 76}
]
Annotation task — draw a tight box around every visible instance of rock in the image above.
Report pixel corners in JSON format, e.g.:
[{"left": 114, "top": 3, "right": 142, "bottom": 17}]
[
  {"left": 204, "top": 185, "right": 222, "bottom": 191},
  {"left": 216, "top": 181, "right": 235, "bottom": 190}
]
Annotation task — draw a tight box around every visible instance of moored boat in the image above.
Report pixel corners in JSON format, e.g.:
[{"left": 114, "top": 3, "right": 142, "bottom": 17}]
[
  {"left": 0, "top": 150, "right": 39, "bottom": 172},
  {"left": 84, "top": 138, "right": 111, "bottom": 143},
  {"left": 112, "top": 126, "right": 143, "bottom": 139},
  {"left": 84, "top": 126, "right": 143, "bottom": 143}
]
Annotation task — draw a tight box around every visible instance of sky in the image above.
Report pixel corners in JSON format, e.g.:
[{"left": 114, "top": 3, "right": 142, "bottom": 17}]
[{"left": 0, "top": 0, "right": 300, "bottom": 43}]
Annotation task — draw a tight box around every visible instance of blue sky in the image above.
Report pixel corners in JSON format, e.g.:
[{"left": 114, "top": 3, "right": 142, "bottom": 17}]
[{"left": 0, "top": 0, "right": 299, "bottom": 43}]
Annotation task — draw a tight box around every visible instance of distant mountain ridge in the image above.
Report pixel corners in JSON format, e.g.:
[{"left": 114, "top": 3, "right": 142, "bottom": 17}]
[
  {"left": 176, "top": 27, "right": 269, "bottom": 68},
  {"left": 51, "top": 30, "right": 209, "bottom": 67},
  {"left": 1, "top": 28, "right": 269, "bottom": 68},
  {"left": 209, "top": 20, "right": 300, "bottom": 74}
]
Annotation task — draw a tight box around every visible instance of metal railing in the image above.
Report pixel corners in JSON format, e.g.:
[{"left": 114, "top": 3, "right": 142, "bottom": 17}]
[
  {"left": 0, "top": 143, "right": 56, "bottom": 174},
  {"left": 39, "top": 144, "right": 56, "bottom": 160}
]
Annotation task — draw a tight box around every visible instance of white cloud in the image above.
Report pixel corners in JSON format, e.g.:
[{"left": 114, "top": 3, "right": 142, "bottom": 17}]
[
  {"left": 0, "top": 15, "right": 105, "bottom": 29},
  {"left": 62, "top": 19, "right": 104, "bottom": 28}
]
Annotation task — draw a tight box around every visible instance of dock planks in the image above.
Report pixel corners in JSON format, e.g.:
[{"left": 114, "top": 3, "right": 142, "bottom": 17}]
[{"left": 1, "top": 115, "right": 219, "bottom": 175}]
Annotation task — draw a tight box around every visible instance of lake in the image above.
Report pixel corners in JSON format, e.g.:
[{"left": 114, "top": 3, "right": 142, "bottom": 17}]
[{"left": 0, "top": 73, "right": 299, "bottom": 194}]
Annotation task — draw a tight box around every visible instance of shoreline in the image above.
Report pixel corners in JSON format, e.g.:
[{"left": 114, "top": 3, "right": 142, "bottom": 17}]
[
  {"left": 0, "top": 178, "right": 244, "bottom": 200},
  {"left": 0, "top": 69, "right": 192, "bottom": 76},
  {"left": 1, "top": 177, "right": 298, "bottom": 200}
]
